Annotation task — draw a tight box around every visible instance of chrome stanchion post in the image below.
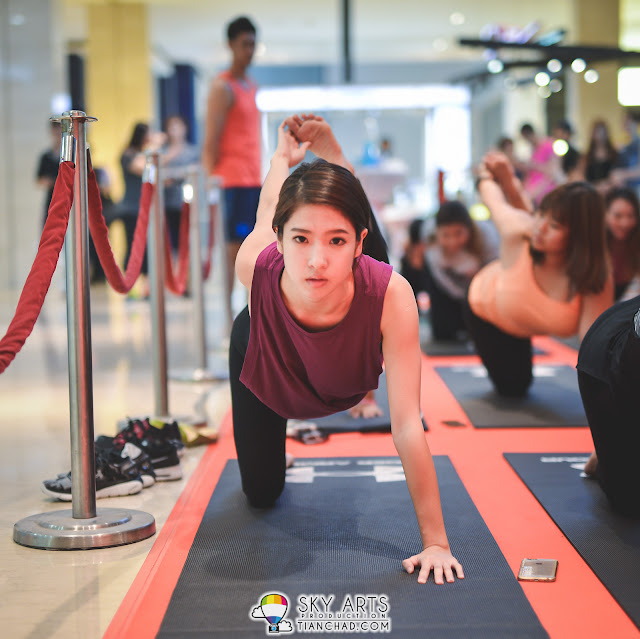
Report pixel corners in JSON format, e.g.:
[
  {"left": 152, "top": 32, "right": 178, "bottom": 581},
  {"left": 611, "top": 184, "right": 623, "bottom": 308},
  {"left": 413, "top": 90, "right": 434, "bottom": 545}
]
[
  {"left": 67, "top": 111, "right": 97, "bottom": 519},
  {"left": 146, "top": 152, "right": 170, "bottom": 417},
  {"left": 170, "top": 167, "right": 226, "bottom": 383},
  {"left": 189, "top": 167, "right": 207, "bottom": 374},
  {"left": 13, "top": 111, "right": 155, "bottom": 550}
]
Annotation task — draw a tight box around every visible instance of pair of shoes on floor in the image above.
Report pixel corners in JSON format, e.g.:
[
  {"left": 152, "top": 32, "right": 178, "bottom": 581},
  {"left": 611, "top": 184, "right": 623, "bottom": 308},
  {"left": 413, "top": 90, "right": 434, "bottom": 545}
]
[
  {"left": 41, "top": 418, "right": 185, "bottom": 501},
  {"left": 96, "top": 417, "right": 185, "bottom": 482}
]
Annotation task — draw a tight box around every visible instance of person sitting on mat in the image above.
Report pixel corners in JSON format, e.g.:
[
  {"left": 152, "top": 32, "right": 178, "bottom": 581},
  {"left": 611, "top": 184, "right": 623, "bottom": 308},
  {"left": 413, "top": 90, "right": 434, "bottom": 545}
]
[
  {"left": 422, "top": 200, "right": 498, "bottom": 342},
  {"left": 230, "top": 113, "right": 464, "bottom": 584},
  {"left": 577, "top": 296, "right": 640, "bottom": 517},
  {"left": 466, "top": 151, "right": 613, "bottom": 398}
]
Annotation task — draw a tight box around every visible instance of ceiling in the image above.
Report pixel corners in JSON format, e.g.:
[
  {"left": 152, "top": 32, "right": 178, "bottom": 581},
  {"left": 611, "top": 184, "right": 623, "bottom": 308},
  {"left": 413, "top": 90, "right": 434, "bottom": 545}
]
[{"left": 61, "top": 0, "right": 639, "bottom": 75}]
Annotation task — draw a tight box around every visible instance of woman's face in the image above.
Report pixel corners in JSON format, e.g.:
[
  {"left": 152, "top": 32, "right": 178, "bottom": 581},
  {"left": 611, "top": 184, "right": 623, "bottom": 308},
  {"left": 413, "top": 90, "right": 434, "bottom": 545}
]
[
  {"left": 593, "top": 124, "right": 607, "bottom": 142},
  {"left": 606, "top": 198, "right": 638, "bottom": 241},
  {"left": 166, "top": 117, "right": 187, "bottom": 142},
  {"left": 436, "top": 223, "right": 470, "bottom": 256},
  {"left": 277, "top": 204, "right": 366, "bottom": 302},
  {"left": 530, "top": 210, "right": 570, "bottom": 257}
]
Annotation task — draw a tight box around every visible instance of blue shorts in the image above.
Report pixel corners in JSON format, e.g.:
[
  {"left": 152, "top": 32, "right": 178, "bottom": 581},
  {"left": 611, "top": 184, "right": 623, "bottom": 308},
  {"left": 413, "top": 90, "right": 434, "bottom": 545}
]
[{"left": 222, "top": 186, "right": 261, "bottom": 242}]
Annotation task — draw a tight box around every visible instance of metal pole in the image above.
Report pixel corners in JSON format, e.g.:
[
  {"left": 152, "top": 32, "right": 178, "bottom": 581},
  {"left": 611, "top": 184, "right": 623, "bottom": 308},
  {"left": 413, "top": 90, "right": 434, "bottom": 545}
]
[
  {"left": 342, "top": 0, "right": 352, "bottom": 83},
  {"left": 169, "top": 168, "right": 227, "bottom": 383},
  {"left": 13, "top": 111, "right": 155, "bottom": 549},
  {"left": 66, "top": 111, "right": 97, "bottom": 519},
  {"left": 147, "top": 152, "right": 170, "bottom": 417},
  {"left": 190, "top": 167, "right": 207, "bottom": 371}
]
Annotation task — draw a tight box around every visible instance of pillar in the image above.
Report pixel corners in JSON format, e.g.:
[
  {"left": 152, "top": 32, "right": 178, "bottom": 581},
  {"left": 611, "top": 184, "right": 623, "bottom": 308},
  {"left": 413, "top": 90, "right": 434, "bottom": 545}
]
[
  {"left": 569, "top": 0, "right": 623, "bottom": 148},
  {"left": 86, "top": 2, "right": 152, "bottom": 201}
]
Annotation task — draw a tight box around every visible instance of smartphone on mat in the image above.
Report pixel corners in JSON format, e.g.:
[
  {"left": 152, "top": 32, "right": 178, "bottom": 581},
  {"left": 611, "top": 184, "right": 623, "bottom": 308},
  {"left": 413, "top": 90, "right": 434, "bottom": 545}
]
[{"left": 517, "top": 558, "right": 558, "bottom": 582}]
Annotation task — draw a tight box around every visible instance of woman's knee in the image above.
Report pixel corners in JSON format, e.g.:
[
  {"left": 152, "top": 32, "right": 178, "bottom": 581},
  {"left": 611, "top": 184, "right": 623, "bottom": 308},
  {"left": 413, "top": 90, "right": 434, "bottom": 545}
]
[{"left": 242, "top": 475, "right": 285, "bottom": 509}]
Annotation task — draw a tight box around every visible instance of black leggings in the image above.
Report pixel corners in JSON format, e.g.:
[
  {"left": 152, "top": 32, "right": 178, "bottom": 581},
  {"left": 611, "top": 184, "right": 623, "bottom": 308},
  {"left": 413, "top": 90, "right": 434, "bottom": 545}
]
[
  {"left": 229, "top": 221, "right": 390, "bottom": 508},
  {"left": 577, "top": 320, "right": 640, "bottom": 516},
  {"left": 229, "top": 306, "right": 288, "bottom": 508},
  {"left": 463, "top": 301, "right": 533, "bottom": 397},
  {"left": 423, "top": 261, "right": 467, "bottom": 341}
]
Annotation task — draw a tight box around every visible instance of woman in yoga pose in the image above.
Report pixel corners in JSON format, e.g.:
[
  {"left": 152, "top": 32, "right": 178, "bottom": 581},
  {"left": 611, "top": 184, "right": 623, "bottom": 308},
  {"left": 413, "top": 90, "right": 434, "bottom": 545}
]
[
  {"left": 230, "top": 114, "right": 463, "bottom": 584},
  {"left": 466, "top": 151, "right": 613, "bottom": 397}
]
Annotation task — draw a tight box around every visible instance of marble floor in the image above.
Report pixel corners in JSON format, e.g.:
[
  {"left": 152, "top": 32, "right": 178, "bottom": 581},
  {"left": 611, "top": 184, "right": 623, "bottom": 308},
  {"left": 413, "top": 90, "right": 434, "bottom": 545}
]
[{"left": 0, "top": 256, "right": 236, "bottom": 639}]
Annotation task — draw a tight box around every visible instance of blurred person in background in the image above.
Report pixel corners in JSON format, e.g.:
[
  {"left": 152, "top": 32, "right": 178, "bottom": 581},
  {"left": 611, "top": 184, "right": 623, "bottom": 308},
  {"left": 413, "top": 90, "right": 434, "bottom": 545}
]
[
  {"left": 604, "top": 187, "right": 640, "bottom": 301},
  {"left": 202, "top": 16, "right": 261, "bottom": 322},
  {"left": 520, "top": 123, "right": 564, "bottom": 206},
  {"left": 35, "top": 120, "right": 62, "bottom": 228},
  {"left": 583, "top": 119, "right": 617, "bottom": 194},
  {"left": 162, "top": 114, "right": 200, "bottom": 252}
]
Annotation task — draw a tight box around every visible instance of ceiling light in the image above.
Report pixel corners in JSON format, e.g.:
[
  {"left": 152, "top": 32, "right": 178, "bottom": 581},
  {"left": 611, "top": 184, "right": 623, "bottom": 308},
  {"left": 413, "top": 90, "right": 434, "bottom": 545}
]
[
  {"left": 584, "top": 69, "right": 599, "bottom": 84},
  {"left": 553, "top": 139, "right": 569, "bottom": 156},
  {"left": 538, "top": 86, "right": 552, "bottom": 99},
  {"left": 571, "top": 58, "right": 587, "bottom": 73},
  {"left": 549, "top": 79, "right": 563, "bottom": 93},
  {"left": 450, "top": 12, "right": 465, "bottom": 26},
  {"left": 487, "top": 59, "right": 504, "bottom": 74},
  {"left": 547, "top": 59, "right": 562, "bottom": 73},
  {"left": 535, "top": 72, "right": 550, "bottom": 87}
]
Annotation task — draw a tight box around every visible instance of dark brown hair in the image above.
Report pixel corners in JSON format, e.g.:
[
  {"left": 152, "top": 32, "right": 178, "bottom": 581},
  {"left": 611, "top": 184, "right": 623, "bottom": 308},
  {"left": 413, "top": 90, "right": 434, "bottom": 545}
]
[
  {"left": 586, "top": 119, "right": 617, "bottom": 167},
  {"left": 533, "top": 182, "right": 609, "bottom": 295},
  {"left": 273, "top": 159, "right": 370, "bottom": 240},
  {"left": 435, "top": 200, "right": 483, "bottom": 258},
  {"left": 605, "top": 186, "right": 640, "bottom": 274}
]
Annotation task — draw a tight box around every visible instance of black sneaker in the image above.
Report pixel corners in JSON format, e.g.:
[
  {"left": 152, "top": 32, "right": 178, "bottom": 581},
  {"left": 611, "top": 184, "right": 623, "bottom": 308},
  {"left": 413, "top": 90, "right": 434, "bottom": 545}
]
[
  {"left": 120, "top": 442, "right": 156, "bottom": 488},
  {"left": 149, "top": 418, "right": 186, "bottom": 457},
  {"left": 41, "top": 449, "right": 144, "bottom": 501},
  {"left": 100, "top": 418, "right": 183, "bottom": 482}
]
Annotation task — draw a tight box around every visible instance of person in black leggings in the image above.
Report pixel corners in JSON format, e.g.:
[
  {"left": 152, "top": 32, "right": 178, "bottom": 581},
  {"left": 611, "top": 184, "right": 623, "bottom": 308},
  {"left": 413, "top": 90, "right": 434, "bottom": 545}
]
[{"left": 577, "top": 296, "right": 640, "bottom": 516}]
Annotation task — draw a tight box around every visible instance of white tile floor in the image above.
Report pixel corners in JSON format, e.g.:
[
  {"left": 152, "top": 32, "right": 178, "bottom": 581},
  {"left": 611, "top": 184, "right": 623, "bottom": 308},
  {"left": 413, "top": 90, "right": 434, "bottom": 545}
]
[{"left": 0, "top": 260, "right": 235, "bottom": 639}]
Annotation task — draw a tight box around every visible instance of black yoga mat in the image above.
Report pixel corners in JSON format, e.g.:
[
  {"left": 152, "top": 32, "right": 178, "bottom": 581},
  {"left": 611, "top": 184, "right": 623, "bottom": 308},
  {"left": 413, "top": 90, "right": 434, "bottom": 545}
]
[
  {"left": 287, "top": 373, "right": 426, "bottom": 439},
  {"left": 435, "top": 364, "right": 587, "bottom": 428},
  {"left": 157, "top": 456, "right": 548, "bottom": 638},
  {"left": 505, "top": 453, "right": 640, "bottom": 629}
]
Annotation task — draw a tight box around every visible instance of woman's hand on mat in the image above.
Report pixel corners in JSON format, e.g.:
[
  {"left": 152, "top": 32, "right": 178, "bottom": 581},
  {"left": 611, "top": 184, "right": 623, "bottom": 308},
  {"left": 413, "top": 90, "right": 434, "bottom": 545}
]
[{"left": 403, "top": 545, "right": 464, "bottom": 584}]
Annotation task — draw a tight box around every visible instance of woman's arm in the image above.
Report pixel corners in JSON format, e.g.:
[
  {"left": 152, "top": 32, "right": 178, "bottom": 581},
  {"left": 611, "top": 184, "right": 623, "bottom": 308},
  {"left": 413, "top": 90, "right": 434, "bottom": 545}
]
[
  {"left": 381, "top": 271, "right": 464, "bottom": 584},
  {"left": 484, "top": 151, "right": 534, "bottom": 213},
  {"left": 235, "top": 122, "right": 310, "bottom": 290}
]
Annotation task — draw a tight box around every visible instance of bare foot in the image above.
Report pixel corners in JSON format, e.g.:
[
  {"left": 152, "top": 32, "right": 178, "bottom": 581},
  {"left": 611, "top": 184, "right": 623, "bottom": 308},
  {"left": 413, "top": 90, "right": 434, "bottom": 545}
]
[
  {"left": 285, "top": 114, "right": 353, "bottom": 172},
  {"left": 584, "top": 451, "right": 598, "bottom": 476},
  {"left": 349, "top": 399, "right": 383, "bottom": 419}
]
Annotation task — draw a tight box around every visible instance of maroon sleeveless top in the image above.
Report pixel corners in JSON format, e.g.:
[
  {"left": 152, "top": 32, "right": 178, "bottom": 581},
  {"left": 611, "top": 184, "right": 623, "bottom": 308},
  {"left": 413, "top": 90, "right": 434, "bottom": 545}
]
[{"left": 239, "top": 243, "right": 393, "bottom": 419}]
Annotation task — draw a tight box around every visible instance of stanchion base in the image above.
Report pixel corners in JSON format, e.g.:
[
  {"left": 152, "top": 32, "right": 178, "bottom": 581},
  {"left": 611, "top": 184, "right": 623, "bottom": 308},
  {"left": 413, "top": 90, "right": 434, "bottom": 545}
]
[
  {"left": 169, "top": 367, "right": 229, "bottom": 383},
  {"left": 13, "top": 507, "right": 156, "bottom": 550}
]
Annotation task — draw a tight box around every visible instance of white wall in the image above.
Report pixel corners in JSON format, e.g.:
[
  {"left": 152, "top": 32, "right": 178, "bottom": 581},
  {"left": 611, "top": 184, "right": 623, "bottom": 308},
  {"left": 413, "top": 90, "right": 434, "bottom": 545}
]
[{"left": 0, "top": 0, "right": 65, "bottom": 290}]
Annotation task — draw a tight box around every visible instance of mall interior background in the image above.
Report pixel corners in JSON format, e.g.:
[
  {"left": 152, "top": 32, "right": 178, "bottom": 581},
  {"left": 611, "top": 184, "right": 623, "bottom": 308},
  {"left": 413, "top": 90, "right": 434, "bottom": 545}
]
[{"left": 1, "top": 0, "right": 638, "bottom": 290}]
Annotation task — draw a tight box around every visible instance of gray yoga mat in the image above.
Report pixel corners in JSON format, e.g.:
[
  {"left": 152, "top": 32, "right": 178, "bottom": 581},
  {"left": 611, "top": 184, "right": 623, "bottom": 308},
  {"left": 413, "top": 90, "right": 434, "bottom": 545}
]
[
  {"left": 505, "top": 453, "right": 640, "bottom": 629},
  {"left": 156, "top": 456, "right": 548, "bottom": 638},
  {"left": 288, "top": 373, "right": 427, "bottom": 439},
  {"left": 435, "top": 364, "right": 587, "bottom": 428}
]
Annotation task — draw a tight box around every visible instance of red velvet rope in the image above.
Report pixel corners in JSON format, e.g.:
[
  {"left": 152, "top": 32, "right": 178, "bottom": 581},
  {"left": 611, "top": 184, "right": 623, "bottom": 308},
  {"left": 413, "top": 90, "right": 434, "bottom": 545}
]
[
  {"left": 0, "top": 161, "right": 75, "bottom": 374},
  {"left": 202, "top": 203, "right": 216, "bottom": 281},
  {"left": 164, "top": 200, "right": 190, "bottom": 295},
  {"left": 87, "top": 166, "right": 154, "bottom": 293}
]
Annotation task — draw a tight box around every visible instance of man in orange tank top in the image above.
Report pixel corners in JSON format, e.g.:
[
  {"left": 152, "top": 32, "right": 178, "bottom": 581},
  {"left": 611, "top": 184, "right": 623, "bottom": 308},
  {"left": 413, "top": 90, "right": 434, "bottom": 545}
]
[{"left": 203, "top": 16, "right": 261, "bottom": 326}]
